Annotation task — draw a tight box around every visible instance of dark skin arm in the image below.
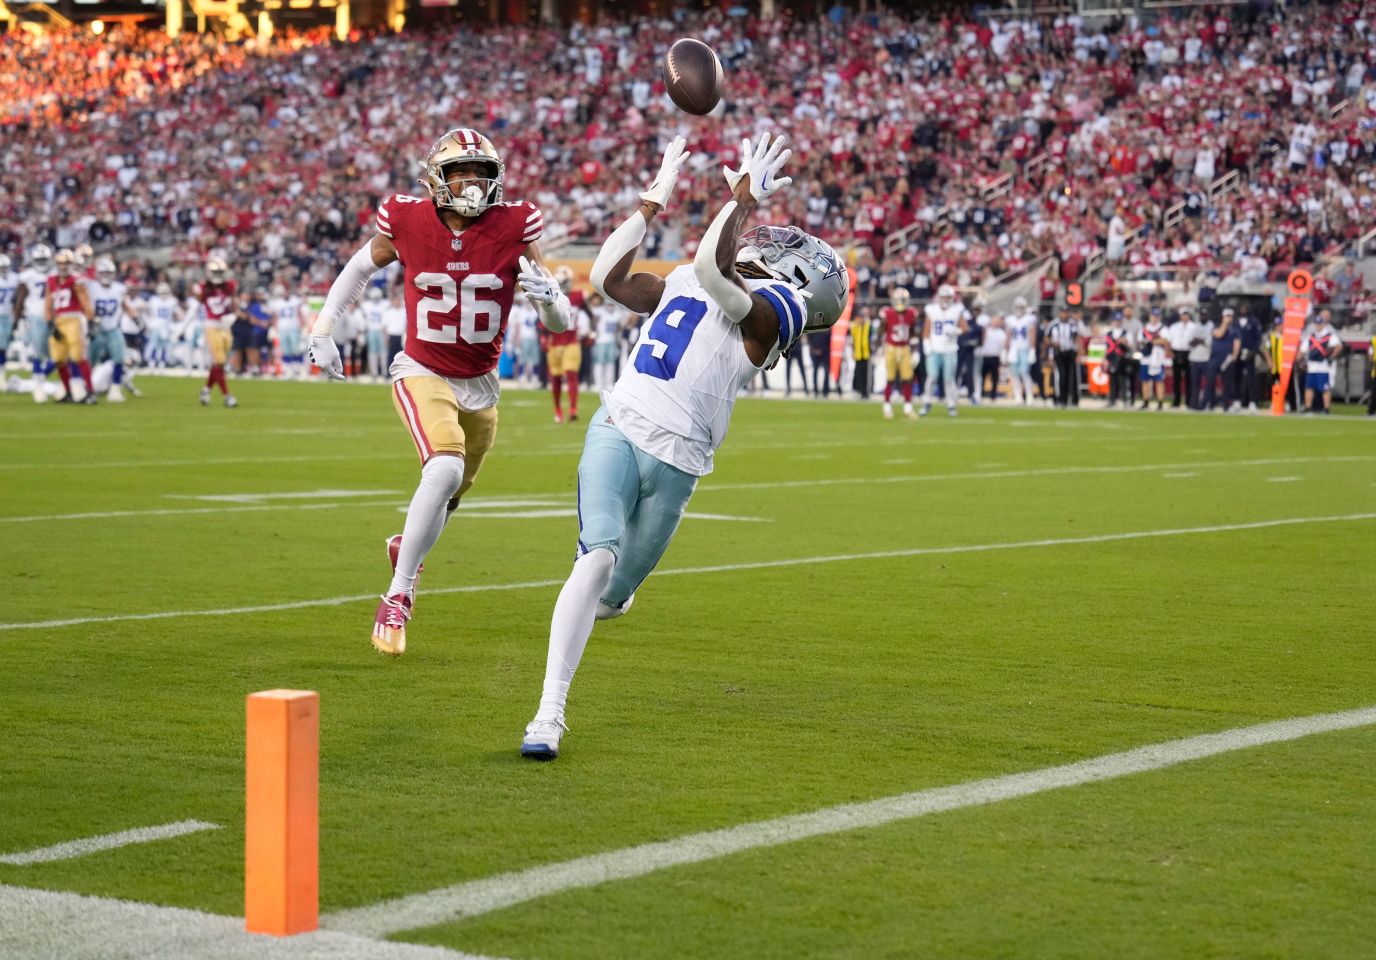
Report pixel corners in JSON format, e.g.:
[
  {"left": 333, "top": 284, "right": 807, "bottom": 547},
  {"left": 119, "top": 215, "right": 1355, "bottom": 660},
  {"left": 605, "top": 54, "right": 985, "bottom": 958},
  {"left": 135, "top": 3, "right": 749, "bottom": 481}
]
[
  {"left": 596, "top": 203, "right": 668, "bottom": 315},
  {"left": 710, "top": 176, "right": 801, "bottom": 368}
]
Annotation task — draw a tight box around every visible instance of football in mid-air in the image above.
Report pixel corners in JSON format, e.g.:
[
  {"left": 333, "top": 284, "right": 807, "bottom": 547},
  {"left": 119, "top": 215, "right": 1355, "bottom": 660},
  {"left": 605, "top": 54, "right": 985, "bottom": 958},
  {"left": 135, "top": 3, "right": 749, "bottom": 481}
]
[{"left": 664, "top": 38, "right": 723, "bottom": 116}]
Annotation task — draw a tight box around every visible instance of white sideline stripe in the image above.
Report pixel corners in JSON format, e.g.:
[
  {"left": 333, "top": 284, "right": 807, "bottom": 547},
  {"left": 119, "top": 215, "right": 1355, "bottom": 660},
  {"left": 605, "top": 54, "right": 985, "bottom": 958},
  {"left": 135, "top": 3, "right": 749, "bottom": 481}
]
[
  {"left": 0, "top": 454, "right": 380, "bottom": 471},
  {"left": 0, "top": 885, "right": 506, "bottom": 960},
  {"left": 0, "top": 500, "right": 407, "bottom": 525},
  {"left": 0, "top": 820, "right": 220, "bottom": 866},
  {"left": 699, "top": 455, "right": 1375, "bottom": 493},
  {"left": 166, "top": 489, "right": 403, "bottom": 504},
  {"left": 1267, "top": 476, "right": 1301, "bottom": 483},
  {"left": 3, "top": 453, "right": 1367, "bottom": 525},
  {"left": 324, "top": 705, "right": 1376, "bottom": 937},
  {"left": 3, "top": 513, "right": 1373, "bottom": 633},
  {"left": 394, "top": 508, "right": 767, "bottom": 522}
]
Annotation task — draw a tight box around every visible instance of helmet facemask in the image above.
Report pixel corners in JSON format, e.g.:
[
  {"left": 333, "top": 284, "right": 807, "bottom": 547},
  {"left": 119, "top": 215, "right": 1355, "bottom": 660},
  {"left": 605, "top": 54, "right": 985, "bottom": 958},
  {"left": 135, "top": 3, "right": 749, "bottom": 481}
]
[
  {"left": 420, "top": 129, "right": 505, "bottom": 218},
  {"left": 737, "top": 225, "right": 850, "bottom": 333}
]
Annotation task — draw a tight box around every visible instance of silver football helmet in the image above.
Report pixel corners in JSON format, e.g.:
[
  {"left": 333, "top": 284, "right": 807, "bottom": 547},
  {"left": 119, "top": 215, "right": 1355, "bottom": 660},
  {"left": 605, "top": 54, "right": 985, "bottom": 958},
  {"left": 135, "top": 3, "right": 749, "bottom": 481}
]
[
  {"left": 29, "top": 244, "right": 53, "bottom": 271},
  {"left": 738, "top": 225, "right": 850, "bottom": 332},
  {"left": 0, "top": 254, "right": 9, "bottom": 273},
  {"left": 95, "top": 258, "right": 117, "bottom": 281}
]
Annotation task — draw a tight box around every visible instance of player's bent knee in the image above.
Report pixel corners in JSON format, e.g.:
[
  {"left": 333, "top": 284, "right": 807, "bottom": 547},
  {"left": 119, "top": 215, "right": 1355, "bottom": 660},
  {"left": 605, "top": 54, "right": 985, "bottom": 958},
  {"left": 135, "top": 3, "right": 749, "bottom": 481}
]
[{"left": 422, "top": 452, "right": 465, "bottom": 498}]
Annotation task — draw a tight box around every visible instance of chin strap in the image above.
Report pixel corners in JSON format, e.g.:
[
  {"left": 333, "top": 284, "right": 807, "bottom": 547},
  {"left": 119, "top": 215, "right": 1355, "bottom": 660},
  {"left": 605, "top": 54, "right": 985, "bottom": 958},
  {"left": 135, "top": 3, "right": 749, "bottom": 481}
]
[
  {"left": 313, "top": 243, "right": 380, "bottom": 337},
  {"left": 693, "top": 201, "right": 753, "bottom": 324},
  {"left": 589, "top": 209, "right": 649, "bottom": 311}
]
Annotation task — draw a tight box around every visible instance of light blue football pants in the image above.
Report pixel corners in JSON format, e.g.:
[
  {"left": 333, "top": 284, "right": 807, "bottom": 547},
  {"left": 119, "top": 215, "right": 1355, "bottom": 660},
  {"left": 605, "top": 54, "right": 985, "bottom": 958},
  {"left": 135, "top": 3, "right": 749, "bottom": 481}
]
[
  {"left": 924, "top": 350, "right": 958, "bottom": 404},
  {"left": 576, "top": 406, "right": 698, "bottom": 610}
]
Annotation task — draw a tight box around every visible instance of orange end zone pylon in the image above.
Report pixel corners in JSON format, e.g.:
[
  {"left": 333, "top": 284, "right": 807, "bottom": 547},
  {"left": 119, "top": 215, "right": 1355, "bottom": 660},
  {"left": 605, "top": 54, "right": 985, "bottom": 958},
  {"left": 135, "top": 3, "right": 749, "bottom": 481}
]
[
  {"left": 1272, "top": 269, "right": 1312, "bottom": 416},
  {"left": 246, "top": 690, "right": 319, "bottom": 935}
]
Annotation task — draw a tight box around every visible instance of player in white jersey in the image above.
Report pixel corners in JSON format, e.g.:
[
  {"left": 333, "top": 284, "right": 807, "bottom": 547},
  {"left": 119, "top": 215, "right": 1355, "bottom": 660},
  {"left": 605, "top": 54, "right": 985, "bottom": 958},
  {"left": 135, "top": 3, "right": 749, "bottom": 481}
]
[
  {"left": 359, "top": 286, "right": 388, "bottom": 379},
  {"left": 16, "top": 245, "right": 54, "bottom": 402},
  {"left": 1005, "top": 296, "right": 1039, "bottom": 404},
  {"left": 268, "top": 284, "right": 306, "bottom": 376},
  {"left": 87, "top": 259, "right": 138, "bottom": 402},
  {"left": 588, "top": 291, "right": 622, "bottom": 391},
  {"left": 0, "top": 254, "right": 19, "bottom": 372},
  {"left": 145, "top": 283, "right": 180, "bottom": 368},
  {"left": 508, "top": 292, "right": 542, "bottom": 385},
  {"left": 921, "top": 284, "right": 967, "bottom": 416},
  {"left": 520, "top": 133, "right": 849, "bottom": 759}
]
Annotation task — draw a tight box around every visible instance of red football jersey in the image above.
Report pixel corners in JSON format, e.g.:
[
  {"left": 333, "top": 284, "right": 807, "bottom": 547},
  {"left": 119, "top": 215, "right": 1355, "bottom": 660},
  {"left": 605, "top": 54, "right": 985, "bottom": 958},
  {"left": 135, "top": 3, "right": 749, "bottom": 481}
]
[
  {"left": 47, "top": 274, "right": 85, "bottom": 316},
  {"left": 546, "top": 289, "right": 582, "bottom": 346},
  {"left": 198, "top": 280, "right": 239, "bottom": 325},
  {"left": 881, "top": 305, "right": 918, "bottom": 346},
  {"left": 378, "top": 192, "right": 543, "bottom": 378}
]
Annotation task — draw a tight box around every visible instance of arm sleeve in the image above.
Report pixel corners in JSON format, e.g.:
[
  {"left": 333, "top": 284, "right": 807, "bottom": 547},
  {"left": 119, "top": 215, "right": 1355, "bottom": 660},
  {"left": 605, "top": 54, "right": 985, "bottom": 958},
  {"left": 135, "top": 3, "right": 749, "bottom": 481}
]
[
  {"left": 312, "top": 243, "right": 379, "bottom": 337},
  {"left": 692, "top": 200, "right": 753, "bottom": 323},
  {"left": 589, "top": 208, "right": 648, "bottom": 305}
]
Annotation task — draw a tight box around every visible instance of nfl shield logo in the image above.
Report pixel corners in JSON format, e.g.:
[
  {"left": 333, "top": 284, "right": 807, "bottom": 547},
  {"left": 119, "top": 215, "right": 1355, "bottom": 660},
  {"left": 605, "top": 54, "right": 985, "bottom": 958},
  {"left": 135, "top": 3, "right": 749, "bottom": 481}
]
[{"left": 451, "top": 238, "right": 463, "bottom": 252}]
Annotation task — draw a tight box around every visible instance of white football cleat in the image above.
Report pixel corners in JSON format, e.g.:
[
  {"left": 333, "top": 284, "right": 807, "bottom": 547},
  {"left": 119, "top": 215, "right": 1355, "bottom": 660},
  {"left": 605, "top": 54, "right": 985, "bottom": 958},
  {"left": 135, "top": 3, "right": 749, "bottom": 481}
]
[
  {"left": 881, "top": 402, "right": 893, "bottom": 419},
  {"left": 520, "top": 715, "right": 568, "bottom": 761},
  {"left": 225, "top": 394, "right": 238, "bottom": 408},
  {"left": 32, "top": 382, "right": 47, "bottom": 404},
  {"left": 200, "top": 386, "right": 210, "bottom": 406},
  {"left": 902, "top": 402, "right": 915, "bottom": 419},
  {"left": 108, "top": 384, "right": 125, "bottom": 403}
]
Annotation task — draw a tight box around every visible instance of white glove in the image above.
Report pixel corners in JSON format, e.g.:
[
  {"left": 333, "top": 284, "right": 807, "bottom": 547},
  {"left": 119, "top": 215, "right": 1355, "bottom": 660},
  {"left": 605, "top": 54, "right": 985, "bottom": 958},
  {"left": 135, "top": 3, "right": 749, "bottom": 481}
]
[
  {"left": 639, "top": 135, "right": 692, "bottom": 210},
  {"left": 309, "top": 335, "right": 345, "bottom": 381},
  {"left": 517, "top": 256, "right": 559, "bottom": 304},
  {"left": 722, "top": 133, "right": 793, "bottom": 203}
]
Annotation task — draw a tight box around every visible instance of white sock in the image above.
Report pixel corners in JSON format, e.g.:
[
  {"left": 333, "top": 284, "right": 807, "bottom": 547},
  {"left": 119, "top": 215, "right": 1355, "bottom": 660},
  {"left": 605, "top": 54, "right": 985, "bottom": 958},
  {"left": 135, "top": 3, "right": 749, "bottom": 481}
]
[
  {"left": 537, "top": 549, "right": 615, "bottom": 720},
  {"left": 388, "top": 455, "right": 464, "bottom": 597}
]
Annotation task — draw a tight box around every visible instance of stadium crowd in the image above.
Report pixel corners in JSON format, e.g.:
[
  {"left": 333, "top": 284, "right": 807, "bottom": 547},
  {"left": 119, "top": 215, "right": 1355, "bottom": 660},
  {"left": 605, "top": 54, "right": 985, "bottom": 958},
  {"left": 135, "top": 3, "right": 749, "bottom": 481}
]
[{"left": 1, "top": 3, "right": 1374, "bottom": 310}]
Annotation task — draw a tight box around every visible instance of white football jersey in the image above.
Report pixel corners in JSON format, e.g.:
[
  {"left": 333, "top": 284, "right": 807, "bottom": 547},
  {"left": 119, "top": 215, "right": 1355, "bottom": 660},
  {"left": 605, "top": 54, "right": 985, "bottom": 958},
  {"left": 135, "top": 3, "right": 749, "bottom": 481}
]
[
  {"left": 605, "top": 265, "right": 803, "bottom": 477},
  {"left": 147, "top": 294, "right": 180, "bottom": 332},
  {"left": 362, "top": 302, "right": 386, "bottom": 331},
  {"left": 0, "top": 272, "right": 18, "bottom": 319},
  {"left": 269, "top": 296, "right": 302, "bottom": 334},
  {"left": 924, "top": 301, "right": 965, "bottom": 352},
  {"left": 19, "top": 269, "right": 47, "bottom": 320},
  {"left": 1007, "top": 311, "right": 1038, "bottom": 349},
  {"left": 593, "top": 304, "right": 620, "bottom": 344},
  {"left": 87, "top": 280, "right": 128, "bottom": 332}
]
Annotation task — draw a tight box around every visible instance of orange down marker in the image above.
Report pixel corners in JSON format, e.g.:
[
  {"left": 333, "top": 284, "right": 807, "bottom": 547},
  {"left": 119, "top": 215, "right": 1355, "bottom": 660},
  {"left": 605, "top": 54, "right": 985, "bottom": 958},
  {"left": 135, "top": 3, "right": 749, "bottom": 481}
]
[{"left": 245, "top": 690, "right": 319, "bottom": 935}]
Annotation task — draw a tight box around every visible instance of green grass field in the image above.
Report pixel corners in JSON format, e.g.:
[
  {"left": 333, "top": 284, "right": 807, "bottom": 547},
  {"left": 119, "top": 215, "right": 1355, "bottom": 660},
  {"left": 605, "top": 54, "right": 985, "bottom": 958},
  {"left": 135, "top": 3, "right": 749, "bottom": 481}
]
[{"left": 1, "top": 377, "right": 1373, "bottom": 959}]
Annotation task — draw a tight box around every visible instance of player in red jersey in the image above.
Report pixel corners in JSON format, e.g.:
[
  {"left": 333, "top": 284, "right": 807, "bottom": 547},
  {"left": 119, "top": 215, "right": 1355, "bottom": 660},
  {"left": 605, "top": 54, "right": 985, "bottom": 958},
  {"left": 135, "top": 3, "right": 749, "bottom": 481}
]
[
  {"left": 879, "top": 286, "right": 919, "bottom": 419},
  {"left": 310, "top": 127, "right": 570, "bottom": 656},
  {"left": 544, "top": 266, "right": 591, "bottom": 422},
  {"left": 196, "top": 257, "right": 240, "bottom": 408},
  {"left": 45, "top": 249, "right": 97, "bottom": 404}
]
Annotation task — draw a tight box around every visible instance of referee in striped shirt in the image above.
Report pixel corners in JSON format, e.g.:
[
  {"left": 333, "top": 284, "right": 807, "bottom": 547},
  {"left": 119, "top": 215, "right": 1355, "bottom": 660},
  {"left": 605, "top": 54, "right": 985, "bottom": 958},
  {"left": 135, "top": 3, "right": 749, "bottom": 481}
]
[{"left": 1047, "top": 311, "right": 1085, "bottom": 407}]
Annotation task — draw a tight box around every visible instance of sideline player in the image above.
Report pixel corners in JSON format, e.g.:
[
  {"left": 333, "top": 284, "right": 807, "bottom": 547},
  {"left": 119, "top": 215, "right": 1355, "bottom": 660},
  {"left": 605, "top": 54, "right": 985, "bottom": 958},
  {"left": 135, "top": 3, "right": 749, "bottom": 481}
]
[
  {"left": 1006, "top": 296, "right": 1038, "bottom": 404},
  {"left": 87, "top": 258, "right": 139, "bottom": 402},
  {"left": 544, "top": 266, "right": 587, "bottom": 422},
  {"left": 520, "top": 133, "right": 849, "bottom": 759},
  {"left": 0, "top": 254, "right": 18, "bottom": 376},
  {"left": 309, "top": 127, "right": 569, "bottom": 656},
  {"left": 197, "top": 257, "right": 239, "bottom": 407},
  {"left": 879, "top": 286, "right": 918, "bottom": 419},
  {"left": 920, "top": 284, "right": 967, "bottom": 417},
  {"left": 46, "top": 249, "right": 97, "bottom": 404},
  {"left": 1298, "top": 308, "right": 1342, "bottom": 414},
  {"left": 16, "top": 245, "right": 54, "bottom": 403}
]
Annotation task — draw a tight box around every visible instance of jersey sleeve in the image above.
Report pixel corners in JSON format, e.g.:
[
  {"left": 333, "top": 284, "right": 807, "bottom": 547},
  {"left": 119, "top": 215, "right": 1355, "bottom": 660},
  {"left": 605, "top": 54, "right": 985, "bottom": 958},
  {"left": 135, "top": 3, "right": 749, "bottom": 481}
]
[
  {"left": 754, "top": 281, "right": 806, "bottom": 349},
  {"left": 515, "top": 201, "right": 543, "bottom": 246},
  {"left": 376, "top": 195, "right": 397, "bottom": 239}
]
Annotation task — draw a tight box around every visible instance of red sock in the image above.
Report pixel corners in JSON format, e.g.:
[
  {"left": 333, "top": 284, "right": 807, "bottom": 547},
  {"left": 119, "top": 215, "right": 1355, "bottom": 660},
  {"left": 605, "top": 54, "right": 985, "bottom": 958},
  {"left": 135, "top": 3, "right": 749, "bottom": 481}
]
[
  {"left": 565, "top": 371, "right": 579, "bottom": 415},
  {"left": 205, "top": 368, "right": 216, "bottom": 388},
  {"left": 78, "top": 360, "right": 94, "bottom": 391},
  {"left": 884, "top": 382, "right": 893, "bottom": 402},
  {"left": 551, "top": 375, "right": 562, "bottom": 413},
  {"left": 901, "top": 380, "right": 914, "bottom": 402},
  {"left": 58, "top": 364, "right": 72, "bottom": 393},
  {"left": 219, "top": 366, "right": 231, "bottom": 395}
]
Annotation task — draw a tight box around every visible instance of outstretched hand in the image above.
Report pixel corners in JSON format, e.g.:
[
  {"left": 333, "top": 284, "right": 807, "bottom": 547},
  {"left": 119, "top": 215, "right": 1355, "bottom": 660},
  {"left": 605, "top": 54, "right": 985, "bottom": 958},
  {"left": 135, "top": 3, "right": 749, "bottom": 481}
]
[
  {"left": 722, "top": 133, "right": 793, "bottom": 203},
  {"left": 640, "top": 136, "right": 692, "bottom": 211}
]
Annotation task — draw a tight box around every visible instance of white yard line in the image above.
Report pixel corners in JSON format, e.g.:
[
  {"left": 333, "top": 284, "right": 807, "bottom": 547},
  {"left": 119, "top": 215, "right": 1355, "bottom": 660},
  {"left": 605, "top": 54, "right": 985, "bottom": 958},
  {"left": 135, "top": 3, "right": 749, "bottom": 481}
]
[
  {"left": 3, "top": 513, "right": 1372, "bottom": 633},
  {"left": 165, "top": 490, "right": 403, "bottom": 504},
  {"left": 0, "top": 821, "right": 221, "bottom": 866},
  {"left": 1266, "top": 476, "right": 1302, "bottom": 483},
  {"left": 5, "top": 454, "right": 1370, "bottom": 526},
  {"left": 0, "top": 885, "right": 506, "bottom": 960},
  {"left": 323, "top": 704, "right": 1376, "bottom": 937}
]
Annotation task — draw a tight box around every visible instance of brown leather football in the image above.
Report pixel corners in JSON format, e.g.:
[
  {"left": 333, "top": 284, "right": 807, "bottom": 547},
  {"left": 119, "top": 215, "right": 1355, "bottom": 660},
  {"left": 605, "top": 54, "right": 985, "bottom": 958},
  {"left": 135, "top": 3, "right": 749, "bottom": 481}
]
[{"left": 664, "top": 38, "right": 723, "bottom": 116}]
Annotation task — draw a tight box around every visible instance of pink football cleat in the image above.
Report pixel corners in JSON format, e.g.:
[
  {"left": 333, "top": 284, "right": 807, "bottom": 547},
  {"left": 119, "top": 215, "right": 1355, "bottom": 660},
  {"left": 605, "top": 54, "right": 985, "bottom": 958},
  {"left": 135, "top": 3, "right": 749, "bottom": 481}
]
[{"left": 371, "top": 593, "right": 412, "bottom": 656}]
